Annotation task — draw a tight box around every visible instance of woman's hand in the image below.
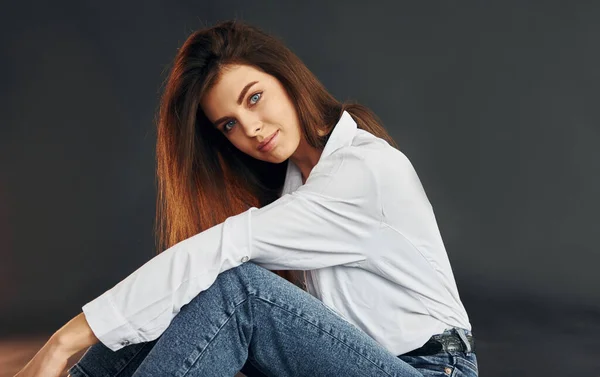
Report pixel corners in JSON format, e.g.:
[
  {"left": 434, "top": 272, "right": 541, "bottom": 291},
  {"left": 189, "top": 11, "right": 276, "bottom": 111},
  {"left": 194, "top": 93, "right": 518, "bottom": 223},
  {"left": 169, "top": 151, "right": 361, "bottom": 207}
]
[{"left": 13, "top": 334, "right": 70, "bottom": 377}]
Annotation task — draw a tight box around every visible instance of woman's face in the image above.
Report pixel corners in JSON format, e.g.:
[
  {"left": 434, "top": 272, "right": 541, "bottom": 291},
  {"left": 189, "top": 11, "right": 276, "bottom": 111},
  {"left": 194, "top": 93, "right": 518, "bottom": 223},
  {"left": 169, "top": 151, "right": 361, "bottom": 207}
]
[{"left": 200, "top": 64, "right": 302, "bottom": 164}]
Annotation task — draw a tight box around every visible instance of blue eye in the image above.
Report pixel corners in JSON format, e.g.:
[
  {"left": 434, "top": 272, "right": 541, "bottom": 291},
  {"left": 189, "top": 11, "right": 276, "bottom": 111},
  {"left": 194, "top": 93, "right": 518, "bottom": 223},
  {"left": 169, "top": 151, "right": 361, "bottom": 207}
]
[
  {"left": 249, "top": 92, "right": 261, "bottom": 105},
  {"left": 223, "top": 119, "right": 236, "bottom": 132}
]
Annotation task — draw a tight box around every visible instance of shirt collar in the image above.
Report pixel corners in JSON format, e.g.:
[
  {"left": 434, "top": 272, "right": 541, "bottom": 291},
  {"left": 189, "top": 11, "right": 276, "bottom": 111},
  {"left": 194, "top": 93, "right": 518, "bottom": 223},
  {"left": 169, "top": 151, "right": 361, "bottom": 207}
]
[{"left": 281, "top": 110, "right": 357, "bottom": 196}]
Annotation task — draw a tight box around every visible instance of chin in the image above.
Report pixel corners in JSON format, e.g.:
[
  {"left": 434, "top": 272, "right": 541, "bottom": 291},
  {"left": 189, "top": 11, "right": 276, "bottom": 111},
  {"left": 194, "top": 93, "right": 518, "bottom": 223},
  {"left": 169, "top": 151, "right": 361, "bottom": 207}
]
[
  {"left": 250, "top": 152, "right": 282, "bottom": 164},
  {"left": 272, "top": 156, "right": 289, "bottom": 164},
  {"left": 255, "top": 145, "right": 293, "bottom": 164},
  {"left": 261, "top": 154, "right": 288, "bottom": 164}
]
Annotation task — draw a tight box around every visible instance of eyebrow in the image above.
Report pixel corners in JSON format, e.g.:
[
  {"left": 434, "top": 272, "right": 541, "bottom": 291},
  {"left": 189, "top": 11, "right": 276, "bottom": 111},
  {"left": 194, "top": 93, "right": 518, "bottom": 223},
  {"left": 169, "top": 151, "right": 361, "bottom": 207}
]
[{"left": 211, "top": 81, "right": 259, "bottom": 127}]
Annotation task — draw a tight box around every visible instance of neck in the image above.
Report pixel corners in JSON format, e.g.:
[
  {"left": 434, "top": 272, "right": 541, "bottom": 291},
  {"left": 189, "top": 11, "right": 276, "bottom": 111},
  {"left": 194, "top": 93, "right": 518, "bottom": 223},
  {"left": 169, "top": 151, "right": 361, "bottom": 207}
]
[{"left": 289, "top": 137, "right": 322, "bottom": 184}]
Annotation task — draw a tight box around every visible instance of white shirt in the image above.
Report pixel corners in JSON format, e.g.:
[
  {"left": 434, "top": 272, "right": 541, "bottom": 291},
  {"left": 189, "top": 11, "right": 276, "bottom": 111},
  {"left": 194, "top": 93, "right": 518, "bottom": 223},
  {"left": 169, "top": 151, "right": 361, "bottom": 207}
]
[{"left": 82, "top": 111, "right": 471, "bottom": 356}]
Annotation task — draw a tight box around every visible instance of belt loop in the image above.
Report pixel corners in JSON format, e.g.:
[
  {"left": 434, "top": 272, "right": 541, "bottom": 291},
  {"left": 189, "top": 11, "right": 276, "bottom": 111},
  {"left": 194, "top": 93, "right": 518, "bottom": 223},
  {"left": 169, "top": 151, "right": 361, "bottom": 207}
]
[{"left": 455, "top": 328, "right": 472, "bottom": 355}]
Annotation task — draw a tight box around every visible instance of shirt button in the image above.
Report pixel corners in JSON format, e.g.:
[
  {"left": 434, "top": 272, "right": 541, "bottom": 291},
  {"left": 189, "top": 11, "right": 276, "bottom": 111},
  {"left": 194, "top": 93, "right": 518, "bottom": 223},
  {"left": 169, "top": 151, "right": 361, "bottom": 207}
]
[
  {"left": 241, "top": 256, "right": 249, "bottom": 263},
  {"left": 121, "top": 340, "right": 130, "bottom": 346}
]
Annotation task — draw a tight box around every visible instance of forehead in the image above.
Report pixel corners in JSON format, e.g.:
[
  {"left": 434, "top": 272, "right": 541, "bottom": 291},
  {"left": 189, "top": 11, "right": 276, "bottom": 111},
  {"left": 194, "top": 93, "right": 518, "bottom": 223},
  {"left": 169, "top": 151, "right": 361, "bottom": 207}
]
[{"left": 201, "top": 64, "right": 270, "bottom": 117}]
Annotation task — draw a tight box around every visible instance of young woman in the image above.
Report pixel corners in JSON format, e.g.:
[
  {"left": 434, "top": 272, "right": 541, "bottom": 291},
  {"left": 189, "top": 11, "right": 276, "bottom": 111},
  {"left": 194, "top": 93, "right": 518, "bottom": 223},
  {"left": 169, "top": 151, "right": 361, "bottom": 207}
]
[{"left": 16, "top": 20, "right": 478, "bottom": 377}]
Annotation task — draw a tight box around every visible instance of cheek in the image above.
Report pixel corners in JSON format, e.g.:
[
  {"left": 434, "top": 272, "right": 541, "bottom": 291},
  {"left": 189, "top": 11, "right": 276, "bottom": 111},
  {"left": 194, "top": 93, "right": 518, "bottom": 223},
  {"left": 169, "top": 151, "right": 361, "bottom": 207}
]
[
  {"left": 229, "top": 136, "right": 270, "bottom": 161},
  {"left": 286, "top": 121, "right": 302, "bottom": 146}
]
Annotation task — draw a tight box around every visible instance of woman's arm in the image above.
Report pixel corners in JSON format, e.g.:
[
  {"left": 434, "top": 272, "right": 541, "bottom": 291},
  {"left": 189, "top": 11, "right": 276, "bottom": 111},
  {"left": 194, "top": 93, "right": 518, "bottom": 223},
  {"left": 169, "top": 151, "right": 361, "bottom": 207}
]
[
  {"left": 14, "top": 313, "right": 98, "bottom": 377},
  {"left": 78, "top": 150, "right": 378, "bottom": 352},
  {"left": 53, "top": 312, "right": 99, "bottom": 355}
]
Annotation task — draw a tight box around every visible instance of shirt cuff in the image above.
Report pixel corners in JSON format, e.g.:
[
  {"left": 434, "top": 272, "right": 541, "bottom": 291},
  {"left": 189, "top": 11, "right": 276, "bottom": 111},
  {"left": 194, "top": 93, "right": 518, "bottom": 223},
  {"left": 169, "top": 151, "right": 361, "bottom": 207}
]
[
  {"left": 82, "top": 291, "right": 145, "bottom": 351},
  {"left": 224, "top": 207, "right": 254, "bottom": 263}
]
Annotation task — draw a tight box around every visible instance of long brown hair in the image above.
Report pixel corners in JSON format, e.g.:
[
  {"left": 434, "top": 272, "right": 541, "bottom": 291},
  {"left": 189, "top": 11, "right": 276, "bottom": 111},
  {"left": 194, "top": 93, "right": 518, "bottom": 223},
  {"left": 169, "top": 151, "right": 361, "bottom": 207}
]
[{"left": 154, "top": 20, "right": 398, "bottom": 283}]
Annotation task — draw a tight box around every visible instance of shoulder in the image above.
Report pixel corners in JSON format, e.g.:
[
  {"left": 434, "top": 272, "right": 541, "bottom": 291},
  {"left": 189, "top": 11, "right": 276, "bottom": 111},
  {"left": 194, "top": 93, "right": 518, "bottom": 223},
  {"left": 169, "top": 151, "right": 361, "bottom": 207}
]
[
  {"left": 302, "top": 129, "right": 416, "bottom": 196},
  {"left": 342, "top": 129, "right": 413, "bottom": 177},
  {"left": 352, "top": 129, "right": 416, "bottom": 174},
  {"left": 298, "top": 144, "right": 378, "bottom": 206}
]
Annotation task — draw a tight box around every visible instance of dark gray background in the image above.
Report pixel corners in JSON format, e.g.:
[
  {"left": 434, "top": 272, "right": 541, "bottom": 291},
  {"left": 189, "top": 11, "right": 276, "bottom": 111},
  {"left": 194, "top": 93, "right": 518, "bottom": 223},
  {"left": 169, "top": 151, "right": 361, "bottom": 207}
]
[{"left": 1, "top": 1, "right": 598, "bottom": 376}]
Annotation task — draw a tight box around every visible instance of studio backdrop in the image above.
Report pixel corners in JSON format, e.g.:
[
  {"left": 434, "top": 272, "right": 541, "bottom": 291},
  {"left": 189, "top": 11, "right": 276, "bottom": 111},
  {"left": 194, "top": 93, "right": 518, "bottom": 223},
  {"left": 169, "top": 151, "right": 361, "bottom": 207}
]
[{"left": 1, "top": 1, "right": 598, "bottom": 376}]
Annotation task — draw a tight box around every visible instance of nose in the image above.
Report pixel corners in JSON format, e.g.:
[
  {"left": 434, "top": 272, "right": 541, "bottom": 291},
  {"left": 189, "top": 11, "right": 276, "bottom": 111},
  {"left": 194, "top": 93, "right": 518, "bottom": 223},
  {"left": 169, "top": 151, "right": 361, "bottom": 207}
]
[{"left": 240, "top": 115, "right": 262, "bottom": 138}]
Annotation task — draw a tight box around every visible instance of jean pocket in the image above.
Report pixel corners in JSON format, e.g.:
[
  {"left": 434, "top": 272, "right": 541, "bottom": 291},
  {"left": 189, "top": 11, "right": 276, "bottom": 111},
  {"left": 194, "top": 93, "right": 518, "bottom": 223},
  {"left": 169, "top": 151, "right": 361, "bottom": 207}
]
[
  {"left": 398, "top": 354, "right": 455, "bottom": 377},
  {"left": 454, "top": 353, "right": 479, "bottom": 376}
]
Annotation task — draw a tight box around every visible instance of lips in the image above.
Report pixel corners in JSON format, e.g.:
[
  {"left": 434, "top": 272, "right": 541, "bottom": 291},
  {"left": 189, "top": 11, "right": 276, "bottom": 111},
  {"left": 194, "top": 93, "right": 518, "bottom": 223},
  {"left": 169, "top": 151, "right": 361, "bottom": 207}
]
[{"left": 257, "top": 130, "right": 279, "bottom": 151}]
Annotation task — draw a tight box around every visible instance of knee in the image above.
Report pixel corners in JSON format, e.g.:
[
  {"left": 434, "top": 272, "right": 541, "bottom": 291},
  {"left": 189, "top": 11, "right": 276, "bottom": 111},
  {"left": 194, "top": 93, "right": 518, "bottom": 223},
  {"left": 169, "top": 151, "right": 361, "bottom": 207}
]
[
  {"left": 201, "top": 262, "right": 294, "bottom": 310},
  {"left": 212, "top": 261, "right": 271, "bottom": 294},
  {"left": 220, "top": 261, "right": 268, "bottom": 284},
  {"left": 237, "top": 261, "right": 267, "bottom": 276}
]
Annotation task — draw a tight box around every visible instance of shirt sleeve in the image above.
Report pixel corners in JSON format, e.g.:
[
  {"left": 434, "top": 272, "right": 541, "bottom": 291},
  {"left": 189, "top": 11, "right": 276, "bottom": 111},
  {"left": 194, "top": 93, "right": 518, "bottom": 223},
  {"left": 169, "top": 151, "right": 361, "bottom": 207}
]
[{"left": 82, "top": 150, "right": 382, "bottom": 351}]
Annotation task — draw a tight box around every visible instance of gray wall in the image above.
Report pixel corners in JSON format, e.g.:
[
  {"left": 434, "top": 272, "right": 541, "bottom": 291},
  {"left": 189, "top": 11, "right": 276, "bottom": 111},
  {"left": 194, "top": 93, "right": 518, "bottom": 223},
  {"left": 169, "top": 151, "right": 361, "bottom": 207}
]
[{"left": 1, "top": 1, "right": 598, "bottom": 375}]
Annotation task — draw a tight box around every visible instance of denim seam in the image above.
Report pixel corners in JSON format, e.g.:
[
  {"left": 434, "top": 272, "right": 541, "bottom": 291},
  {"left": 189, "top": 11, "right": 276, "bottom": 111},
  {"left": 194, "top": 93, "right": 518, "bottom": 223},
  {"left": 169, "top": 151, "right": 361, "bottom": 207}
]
[
  {"left": 253, "top": 295, "right": 396, "bottom": 377},
  {"left": 179, "top": 296, "right": 251, "bottom": 377}
]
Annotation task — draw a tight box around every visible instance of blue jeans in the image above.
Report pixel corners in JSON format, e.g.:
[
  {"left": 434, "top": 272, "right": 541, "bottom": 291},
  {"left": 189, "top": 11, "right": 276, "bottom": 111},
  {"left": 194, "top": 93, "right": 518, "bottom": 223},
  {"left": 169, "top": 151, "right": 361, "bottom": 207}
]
[{"left": 68, "top": 262, "right": 475, "bottom": 376}]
